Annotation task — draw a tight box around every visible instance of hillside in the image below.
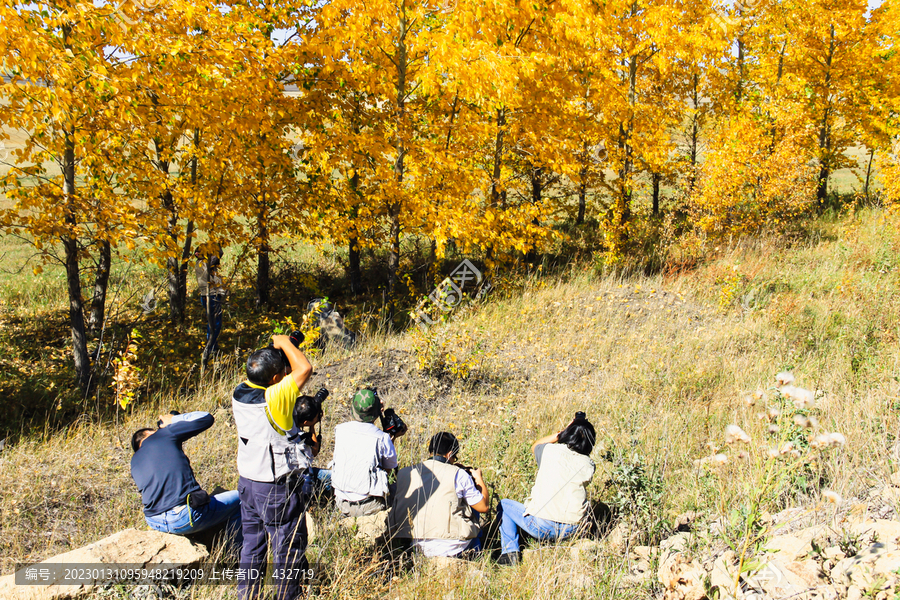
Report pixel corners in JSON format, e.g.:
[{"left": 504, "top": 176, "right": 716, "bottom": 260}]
[{"left": 2, "top": 209, "right": 900, "bottom": 599}]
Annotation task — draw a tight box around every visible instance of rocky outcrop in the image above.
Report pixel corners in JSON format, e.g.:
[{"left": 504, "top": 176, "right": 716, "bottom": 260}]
[
  {"left": 648, "top": 481, "right": 900, "bottom": 600},
  {"left": 0, "top": 529, "right": 208, "bottom": 600}
]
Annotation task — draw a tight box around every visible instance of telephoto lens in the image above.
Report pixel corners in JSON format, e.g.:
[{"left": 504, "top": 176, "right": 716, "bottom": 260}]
[
  {"left": 312, "top": 388, "right": 328, "bottom": 419},
  {"left": 575, "top": 411, "right": 586, "bottom": 421},
  {"left": 288, "top": 330, "right": 305, "bottom": 347},
  {"left": 381, "top": 408, "right": 408, "bottom": 437},
  {"left": 271, "top": 330, "right": 306, "bottom": 367}
]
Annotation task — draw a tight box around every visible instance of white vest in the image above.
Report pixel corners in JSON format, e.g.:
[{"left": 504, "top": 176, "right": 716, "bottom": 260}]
[
  {"left": 389, "top": 459, "right": 480, "bottom": 541},
  {"left": 331, "top": 422, "right": 389, "bottom": 498},
  {"left": 524, "top": 444, "right": 595, "bottom": 524},
  {"left": 233, "top": 384, "right": 309, "bottom": 482}
]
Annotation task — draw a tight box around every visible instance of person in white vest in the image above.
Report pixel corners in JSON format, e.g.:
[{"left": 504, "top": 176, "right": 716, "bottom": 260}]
[
  {"left": 388, "top": 432, "right": 490, "bottom": 558},
  {"left": 496, "top": 415, "right": 596, "bottom": 566},
  {"left": 331, "top": 388, "right": 401, "bottom": 517},
  {"left": 232, "top": 335, "right": 313, "bottom": 600}
]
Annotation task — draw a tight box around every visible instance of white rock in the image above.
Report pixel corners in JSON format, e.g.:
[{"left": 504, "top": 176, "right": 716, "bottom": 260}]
[
  {"left": 763, "top": 534, "right": 811, "bottom": 562},
  {"left": 852, "top": 520, "right": 900, "bottom": 546},
  {"left": 658, "top": 552, "right": 706, "bottom": 600},
  {"left": 660, "top": 532, "right": 692, "bottom": 554},
  {"left": 709, "top": 551, "right": 738, "bottom": 598},
  {"left": 743, "top": 558, "right": 816, "bottom": 598},
  {"left": 832, "top": 543, "right": 900, "bottom": 589},
  {"left": 0, "top": 529, "right": 207, "bottom": 600},
  {"left": 339, "top": 509, "right": 388, "bottom": 542}
]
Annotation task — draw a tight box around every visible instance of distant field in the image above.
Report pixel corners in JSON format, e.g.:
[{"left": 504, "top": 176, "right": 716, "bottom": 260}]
[{"left": 1, "top": 124, "right": 57, "bottom": 178}]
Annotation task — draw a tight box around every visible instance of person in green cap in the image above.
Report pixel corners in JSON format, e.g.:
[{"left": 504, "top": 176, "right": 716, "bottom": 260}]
[{"left": 330, "top": 388, "right": 401, "bottom": 517}]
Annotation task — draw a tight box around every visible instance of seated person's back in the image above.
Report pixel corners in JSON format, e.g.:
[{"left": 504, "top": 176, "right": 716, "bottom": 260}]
[
  {"left": 388, "top": 432, "right": 489, "bottom": 558},
  {"left": 331, "top": 389, "right": 398, "bottom": 517}
]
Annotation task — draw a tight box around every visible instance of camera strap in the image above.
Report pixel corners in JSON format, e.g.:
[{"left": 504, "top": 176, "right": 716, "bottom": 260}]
[
  {"left": 185, "top": 490, "right": 211, "bottom": 526},
  {"left": 265, "top": 406, "right": 289, "bottom": 437}
]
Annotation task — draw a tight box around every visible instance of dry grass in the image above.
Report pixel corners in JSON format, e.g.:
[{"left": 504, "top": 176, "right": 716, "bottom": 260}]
[{"left": 2, "top": 209, "right": 900, "bottom": 598}]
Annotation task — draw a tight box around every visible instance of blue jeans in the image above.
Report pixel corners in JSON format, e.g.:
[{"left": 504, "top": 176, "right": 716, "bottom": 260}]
[
  {"left": 498, "top": 499, "right": 578, "bottom": 555},
  {"left": 145, "top": 491, "right": 242, "bottom": 547},
  {"left": 200, "top": 294, "right": 224, "bottom": 357},
  {"left": 308, "top": 468, "right": 332, "bottom": 496},
  {"left": 238, "top": 476, "right": 309, "bottom": 600}
]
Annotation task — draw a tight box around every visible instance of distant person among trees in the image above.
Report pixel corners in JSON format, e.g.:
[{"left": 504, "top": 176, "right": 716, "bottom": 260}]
[
  {"left": 388, "top": 432, "right": 490, "bottom": 558},
  {"left": 195, "top": 249, "right": 226, "bottom": 365},
  {"left": 129, "top": 412, "right": 242, "bottom": 547},
  {"left": 496, "top": 415, "right": 596, "bottom": 566},
  {"left": 331, "top": 388, "right": 402, "bottom": 517},
  {"left": 231, "top": 335, "right": 313, "bottom": 600}
]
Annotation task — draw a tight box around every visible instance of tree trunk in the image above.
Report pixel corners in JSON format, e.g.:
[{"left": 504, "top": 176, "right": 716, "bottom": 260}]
[
  {"left": 88, "top": 239, "right": 111, "bottom": 332},
  {"left": 149, "top": 97, "right": 187, "bottom": 325},
  {"left": 348, "top": 169, "right": 362, "bottom": 295},
  {"left": 178, "top": 130, "right": 198, "bottom": 304},
  {"left": 688, "top": 73, "right": 699, "bottom": 194},
  {"left": 614, "top": 53, "right": 637, "bottom": 252},
  {"left": 863, "top": 147, "right": 875, "bottom": 203},
  {"left": 817, "top": 25, "right": 836, "bottom": 207},
  {"left": 736, "top": 34, "right": 745, "bottom": 103},
  {"left": 348, "top": 235, "right": 362, "bottom": 295},
  {"left": 60, "top": 107, "right": 90, "bottom": 389},
  {"left": 179, "top": 220, "right": 194, "bottom": 305},
  {"left": 386, "top": 213, "right": 400, "bottom": 320},
  {"left": 163, "top": 189, "right": 186, "bottom": 325},
  {"left": 155, "top": 142, "right": 185, "bottom": 325},
  {"left": 652, "top": 172, "right": 661, "bottom": 216},
  {"left": 577, "top": 165, "right": 587, "bottom": 225},
  {"left": 386, "top": 2, "right": 409, "bottom": 321},
  {"left": 531, "top": 166, "right": 543, "bottom": 205},
  {"left": 256, "top": 205, "right": 270, "bottom": 308},
  {"left": 64, "top": 233, "right": 90, "bottom": 392},
  {"left": 490, "top": 108, "right": 507, "bottom": 208}
]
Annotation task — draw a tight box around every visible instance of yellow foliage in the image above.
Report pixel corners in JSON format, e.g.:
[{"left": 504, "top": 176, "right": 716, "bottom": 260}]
[
  {"left": 111, "top": 330, "right": 142, "bottom": 410},
  {"left": 687, "top": 108, "right": 817, "bottom": 238}
]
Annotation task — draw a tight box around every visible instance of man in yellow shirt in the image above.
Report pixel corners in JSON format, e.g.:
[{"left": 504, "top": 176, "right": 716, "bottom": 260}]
[{"left": 232, "top": 335, "right": 313, "bottom": 600}]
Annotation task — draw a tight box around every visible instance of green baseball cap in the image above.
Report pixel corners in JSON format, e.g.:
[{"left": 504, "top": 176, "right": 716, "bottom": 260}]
[{"left": 351, "top": 389, "right": 380, "bottom": 422}]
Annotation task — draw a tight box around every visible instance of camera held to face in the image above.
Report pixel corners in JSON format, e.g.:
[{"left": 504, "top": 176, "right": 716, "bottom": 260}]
[
  {"left": 156, "top": 410, "right": 180, "bottom": 429},
  {"left": 368, "top": 387, "right": 407, "bottom": 437},
  {"left": 381, "top": 408, "right": 407, "bottom": 437},
  {"left": 269, "top": 330, "right": 305, "bottom": 369},
  {"left": 310, "top": 387, "right": 328, "bottom": 421}
]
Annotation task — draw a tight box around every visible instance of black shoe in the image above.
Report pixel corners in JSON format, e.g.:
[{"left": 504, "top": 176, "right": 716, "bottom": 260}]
[{"left": 497, "top": 551, "right": 520, "bottom": 566}]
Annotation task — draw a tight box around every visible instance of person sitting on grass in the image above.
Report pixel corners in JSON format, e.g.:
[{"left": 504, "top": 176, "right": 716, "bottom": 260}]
[
  {"left": 130, "top": 411, "right": 242, "bottom": 549},
  {"left": 331, "top": 389, "right": 401, "bottom": 517},
  {"left": 388, "top": 432, "right": 490, "bottom": 558},
  {"left": 496, "top": 415, "right": 596, "bottom": 566}
]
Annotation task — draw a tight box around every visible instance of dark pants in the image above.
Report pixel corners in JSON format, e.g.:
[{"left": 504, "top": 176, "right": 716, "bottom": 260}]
[
  {"left": 200, "top": 294, "right": 223, "bottom": 360},
  {"left": 237, "top": 476, "right": 309, "bottom": 600}
]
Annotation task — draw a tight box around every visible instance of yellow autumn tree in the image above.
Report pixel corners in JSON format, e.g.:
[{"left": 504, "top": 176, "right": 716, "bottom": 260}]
[
  {"left": 0, "top": 0, "right": 137, "bottom": 389},
  {"left": 689, "top": 107, "right": 817, "bottom": 236}
]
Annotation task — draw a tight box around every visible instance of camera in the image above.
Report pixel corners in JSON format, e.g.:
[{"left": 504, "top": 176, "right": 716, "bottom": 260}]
[
  {"left": 380, "top": 408, "right": 408, "bottom": 437},
  {"left": 309, "top": 387, "right": 328, "bottom": 420},
  {"left": 575, "top": 411, "right": 586, "bottom": 421},
  {"left": 292, "top": 387, "right": 328, "bottom": 427},
  {"left": 157, "top": 410, "right": 180, "bottom": 429},
  {"left": 269, "top": 330, "right": 305, "bottom": 368},
  {"left": 368, "top": 387, "right": 407, "bottom": 437},
  {"left": 290, "top": 387, "right": 329, "bottom": 445}
]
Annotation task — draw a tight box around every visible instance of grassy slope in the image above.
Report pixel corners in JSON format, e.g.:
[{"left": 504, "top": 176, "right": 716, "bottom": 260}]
[{"left": 1, "top": 209, "right": 899, "bottom": 598}]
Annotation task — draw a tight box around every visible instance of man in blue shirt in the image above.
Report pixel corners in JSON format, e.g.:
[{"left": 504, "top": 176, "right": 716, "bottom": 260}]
[{"left": 130, "top": 411, "right": 241, "bottom": 547}]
